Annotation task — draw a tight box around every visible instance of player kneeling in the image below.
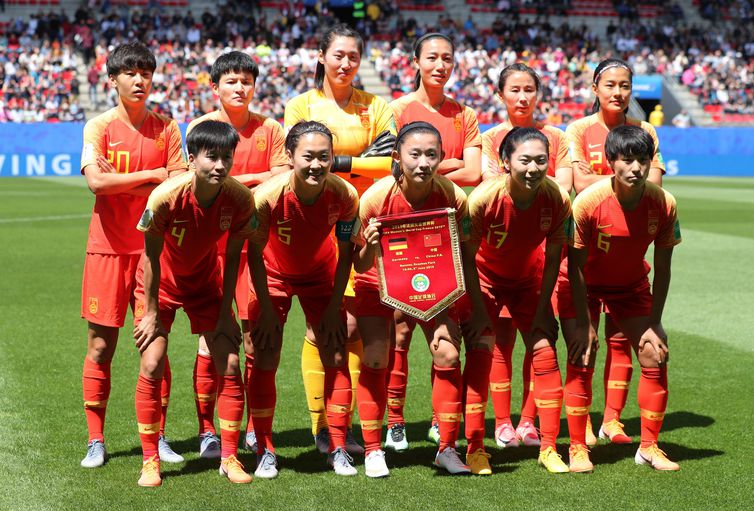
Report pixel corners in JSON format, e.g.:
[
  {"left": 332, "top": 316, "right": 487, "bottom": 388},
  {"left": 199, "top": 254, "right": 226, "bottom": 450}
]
[
  {"left": 462, "top": 127, "right": 572, "bottom": 474},
  {"left": 246, "top": 121, "right": 360, "bottom": 478},
  {"left": 133, "top": 121, "right": 256, "bottom": 487},
  {"left": 558, "top": 125, "right": 681, "bottom": 472}
]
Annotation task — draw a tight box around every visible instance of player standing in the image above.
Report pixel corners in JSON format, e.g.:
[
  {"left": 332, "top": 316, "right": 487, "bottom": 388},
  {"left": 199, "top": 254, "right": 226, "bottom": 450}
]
[
  {"left": 79, "top": 42, "right": 186, "bottom": 468},
  {"left": 133, "top": 120, "right": 256, "bottom": 486},
  {"left": 186, "top": 51, "right": 289, "bottom": 458},
  {"left": 246, "top": 121, "right": 360, "bottom": 478},
  {"left": 284, "top": 23, "right": 396, "bottom": 455},
  {"left": 558, "top": 125, "right": 681, "bottom": 472},
  {"left": 566, "top": 58, "right": 666, "bottom": 445},
  {"left": 352, "top": 121, "right": 490, "bottom": 477},
  {"left": 480, "top": 63, "right": 573, "bottom": 450},
  {"left": 386, "top": 33, "right": 482, "bottom": 450},
  {"left": 463, "top": 127, "right": 572, "bottom": 474}
]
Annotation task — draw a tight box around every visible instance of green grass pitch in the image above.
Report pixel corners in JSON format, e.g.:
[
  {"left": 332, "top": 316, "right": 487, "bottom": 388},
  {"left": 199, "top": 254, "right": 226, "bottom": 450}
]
[{"left": 1, "top": 176, "right": 753, "bottom": 510}]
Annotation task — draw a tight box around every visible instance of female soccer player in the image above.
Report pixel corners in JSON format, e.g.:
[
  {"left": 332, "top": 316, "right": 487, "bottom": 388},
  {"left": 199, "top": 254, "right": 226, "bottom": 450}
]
[
  {"left": 352, "top": 121, "right": 490, "bottom": 477},
  {"left": 479, "top": 63, "right": 573, "bottom": 450},
  {"left": 246, "top": 121, "right": 360, "bottom": 478},
  {"left": 463, "top": 127, "right": 572, "bottom": 474},
  {"left": 558, "top": 125, "right": 681, "bottom": 472},
  {"left": 566, "top": 58, "right": 666, "bottom": 445},
  {"left": 385, "top": 33, "right": 482, "bottom": 449},
  {"left": 284, "top": 23, "right": 396, "bottom": 455},
  {"left": 133, "top": 121, "right": 255, "bottom": 486},
  {"left": 187, "top": 51, "right": 290, "bottom": 458}
]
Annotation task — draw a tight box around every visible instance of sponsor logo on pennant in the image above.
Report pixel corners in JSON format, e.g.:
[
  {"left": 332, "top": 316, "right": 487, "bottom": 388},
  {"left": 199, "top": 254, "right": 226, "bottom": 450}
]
[
  {"left": 540, "top": 208, "right": 552, "bottom": 231},
  {"left": 411, "top": 273, "right": 430, "bottom": 292},
  {"left": 220, "top": 207, "right": 233, "bottom": 231}
]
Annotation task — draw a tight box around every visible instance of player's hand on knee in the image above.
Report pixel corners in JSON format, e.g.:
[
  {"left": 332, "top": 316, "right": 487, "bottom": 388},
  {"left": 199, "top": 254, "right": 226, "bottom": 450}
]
[
  {"left": 639, "top": 323, "right": 669, "bottom": 365},
  {"left": 252, "top": 306, "right": 282, "bottom": 351},
  {"left": 432, "top": 317, "right": 461, "bottom": 351},
  {"left": 133, "top": 313, "right": 166, "bottom": 353},
  {"left": 318, "top": 306, "right": 346, "bottom": 349},
  {"left": 214, "top": 312, "right": 242, "bottom": 349},
  {"left": 569, "top": 322, "right": 598, "bottom": 366}
]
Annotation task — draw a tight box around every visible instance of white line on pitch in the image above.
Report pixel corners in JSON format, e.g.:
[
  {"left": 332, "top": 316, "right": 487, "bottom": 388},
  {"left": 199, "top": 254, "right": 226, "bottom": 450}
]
[{"left": 0, "top": 214, "right": 90, "bottom": 224}]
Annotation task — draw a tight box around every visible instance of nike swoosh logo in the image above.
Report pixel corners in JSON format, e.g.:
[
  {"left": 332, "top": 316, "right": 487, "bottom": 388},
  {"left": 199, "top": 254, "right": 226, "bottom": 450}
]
[
  {"left": 490, "top": 223, "right": 505, "bottom": 228},
  {"left": 597, "top": 224, "right": 612, "bottom": 229},
  {"left": 313, "top": 396, "right": 323, "bottom": 400},
  {"left": 174, "top": 219, "right": 189, "bottom": 224},
  {"left": 277, "top": 219, "right": 292, "bottom": 225},
  {"left": 588, "top": 143, "right": 601, "bottom": 149},
  {"left": 108, "top": 141, "right": 123, "bottom": 147}
]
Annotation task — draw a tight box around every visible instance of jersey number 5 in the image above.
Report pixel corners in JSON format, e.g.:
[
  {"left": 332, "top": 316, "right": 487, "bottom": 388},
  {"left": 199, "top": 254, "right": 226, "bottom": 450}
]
[{"left": 277, "top": 226, "right": 292, "bottom": 245}]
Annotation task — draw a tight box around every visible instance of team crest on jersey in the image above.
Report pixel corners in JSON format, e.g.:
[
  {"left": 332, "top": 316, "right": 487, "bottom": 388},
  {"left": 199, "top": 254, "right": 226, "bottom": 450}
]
[
  {"left": 220, "top": 207, "right": 233, "bottom": 231},
  {"left": 135, "top": 301, "right": 145, "bottom": 318},
  {"left": 88, "top": 297, "right": 98, "bottom": 315},
  {"left": 328, "top": 204, "right": 341, "bottom": 225},
  {"left": 453, "top": 115, "right": 462, "bottom": 132},
  {"left": 540, "top": 208, "right": 553, "bottom": 231},
  {"left": 648, "top": 209, "right": 659, "bottom": 235},
  {"left": 255, "top": 134, "right": 267, "bottom": 151},
  {"left": 155, "top": 132, "right": 166, "bottom": 151},
  {"left": 359, "top": 108, "right": 371, "bottom": 129}
]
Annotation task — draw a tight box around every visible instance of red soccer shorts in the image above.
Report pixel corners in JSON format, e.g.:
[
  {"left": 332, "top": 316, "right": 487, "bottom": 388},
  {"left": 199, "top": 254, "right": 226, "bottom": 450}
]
[
  {"left": 81, "top": 253, "right": 140, "bottom": 327},
  {"left": 248, "top": 273, "right": 345, "bottom": 328},
  {"left": 133, "top": 272, "right": 223, "bottom": 334},
  {"left": 557, "top": 276, "right": 653, "bottom": 322},
  {"left": 458, "top": 279, "right": 542, "bottom": 334},
  {"left": 353, "top": 285, "right": 396, "bottom": 319}
]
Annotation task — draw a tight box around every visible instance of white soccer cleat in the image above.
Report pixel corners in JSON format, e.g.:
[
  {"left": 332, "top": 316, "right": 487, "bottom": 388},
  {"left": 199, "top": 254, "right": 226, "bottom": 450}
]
[
  {"left": 328, "top": 447, "right": 358, "bottom": 476},
  {"left": 364, "top": 449, "right": 390, "bottom": 478},
  {"left": 385, "top": 423, "right": 409, "bottom": 452},
  {"left": 158, "top": 435, "right": 184, "bottom": 464},
  {"left": 199, "top": 432, "right": 221, "bottom": 459},
  {"left": 495, "top": 423, "right": 520, "bottom": 448},
  {"left": 80, "top": 440, "right": 107, "bottom": 468},
  {"left": 434, "top": 447, "right": 471, "bottom": 475},
  {"left": 244, "top": 430, "right": 258, "bottom": 452},
  {"left": 254, "top": 448, "right": 279, "bottom": 479}
]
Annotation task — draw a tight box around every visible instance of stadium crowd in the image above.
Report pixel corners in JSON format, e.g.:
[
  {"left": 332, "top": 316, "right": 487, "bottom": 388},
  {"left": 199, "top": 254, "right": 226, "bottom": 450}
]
[{"left": 1, "top": 0, "right": 753, "bottom": 122}]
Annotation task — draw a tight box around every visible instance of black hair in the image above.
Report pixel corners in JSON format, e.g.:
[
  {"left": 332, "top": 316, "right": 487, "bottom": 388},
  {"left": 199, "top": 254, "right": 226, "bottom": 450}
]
[
  {"left": 604, "top": 125, "right": 655, "bottom": 163},
  {"left": 210, "top": 51, "right": 259, "bottom": 85},
  {"left": 497, "top": 62, "right": 541, "bottom": 93},
  {"left": 498, "top": 127, "right": 550, "bottom": 163},
  {"left": 315, "top": 24, "right": 364, "bottom": 90},
  {"left": 591, "top": 58, "right": 633, "bottom": 114},
  {"left": 186, "top": 120, "right": 240, "bottom": 158},
  {"left": 106, "top": 42, "right": 156, "bottom": 77},
  {"left": 412, "top": 33, "right": 455, "bottom": 91},
  {"left": 285, "top": 121, "right": 334, "bottom": 154},
  {"left": 392, "top": 121, "right": 442, "bottom": 180}
]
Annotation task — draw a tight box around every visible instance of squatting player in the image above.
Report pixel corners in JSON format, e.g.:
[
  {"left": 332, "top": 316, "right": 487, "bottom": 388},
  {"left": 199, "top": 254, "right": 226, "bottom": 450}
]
[
  {"left": 558, "top": 125, "right": 681, "bottom": 472},
  {"left": 186, "top": 51, "right": 289, "bottom": 458},
  {"left": 566, "top": 58, "right": 666, "bottom": 446},
  {"left": 79, "top": 42, "right": 186, "bottom": 469},
  {"left": 246, "top": 121, "right": 360, "bottom": 479},
  {"left": 463, "top": 127, "right": 572, "bottom": 474},
  {"left": 387, "top": 32, "right": 482, "bottom": 450},
  {"left": 133, "top": 121, "right": 256, "bottom": 486}
]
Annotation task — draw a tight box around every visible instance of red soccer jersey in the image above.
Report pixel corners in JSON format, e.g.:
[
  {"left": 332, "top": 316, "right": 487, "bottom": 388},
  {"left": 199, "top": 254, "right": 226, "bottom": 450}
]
[
  {"left": 81, "top": 108, "right": 187, "bottom": 255},
  {"left": 481, "top": 121, "right": 570, "bottom": 179},
  {"left": 251, "top": 172, "right": 359, "bottom": 281},
  {"left": 136, "top": 172, "right": 255, "bottom": 291},
  {"left": 565, "top": 113, "right": 665, "bottom": 177},
  {"left": 469, "top": 175, "right": 571, "bottom": 288},
  {"left": 352, "top": 175, "right": 469, "bottom": 289},
  {"left": 390, "top": 94, "right": 481, "bottom": 161},
  {"left": 568, "top": 178, "right": 681, "bottom": 289},
  {"left": 186, "top": 111, "right": 288, "bottom": 178}
]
